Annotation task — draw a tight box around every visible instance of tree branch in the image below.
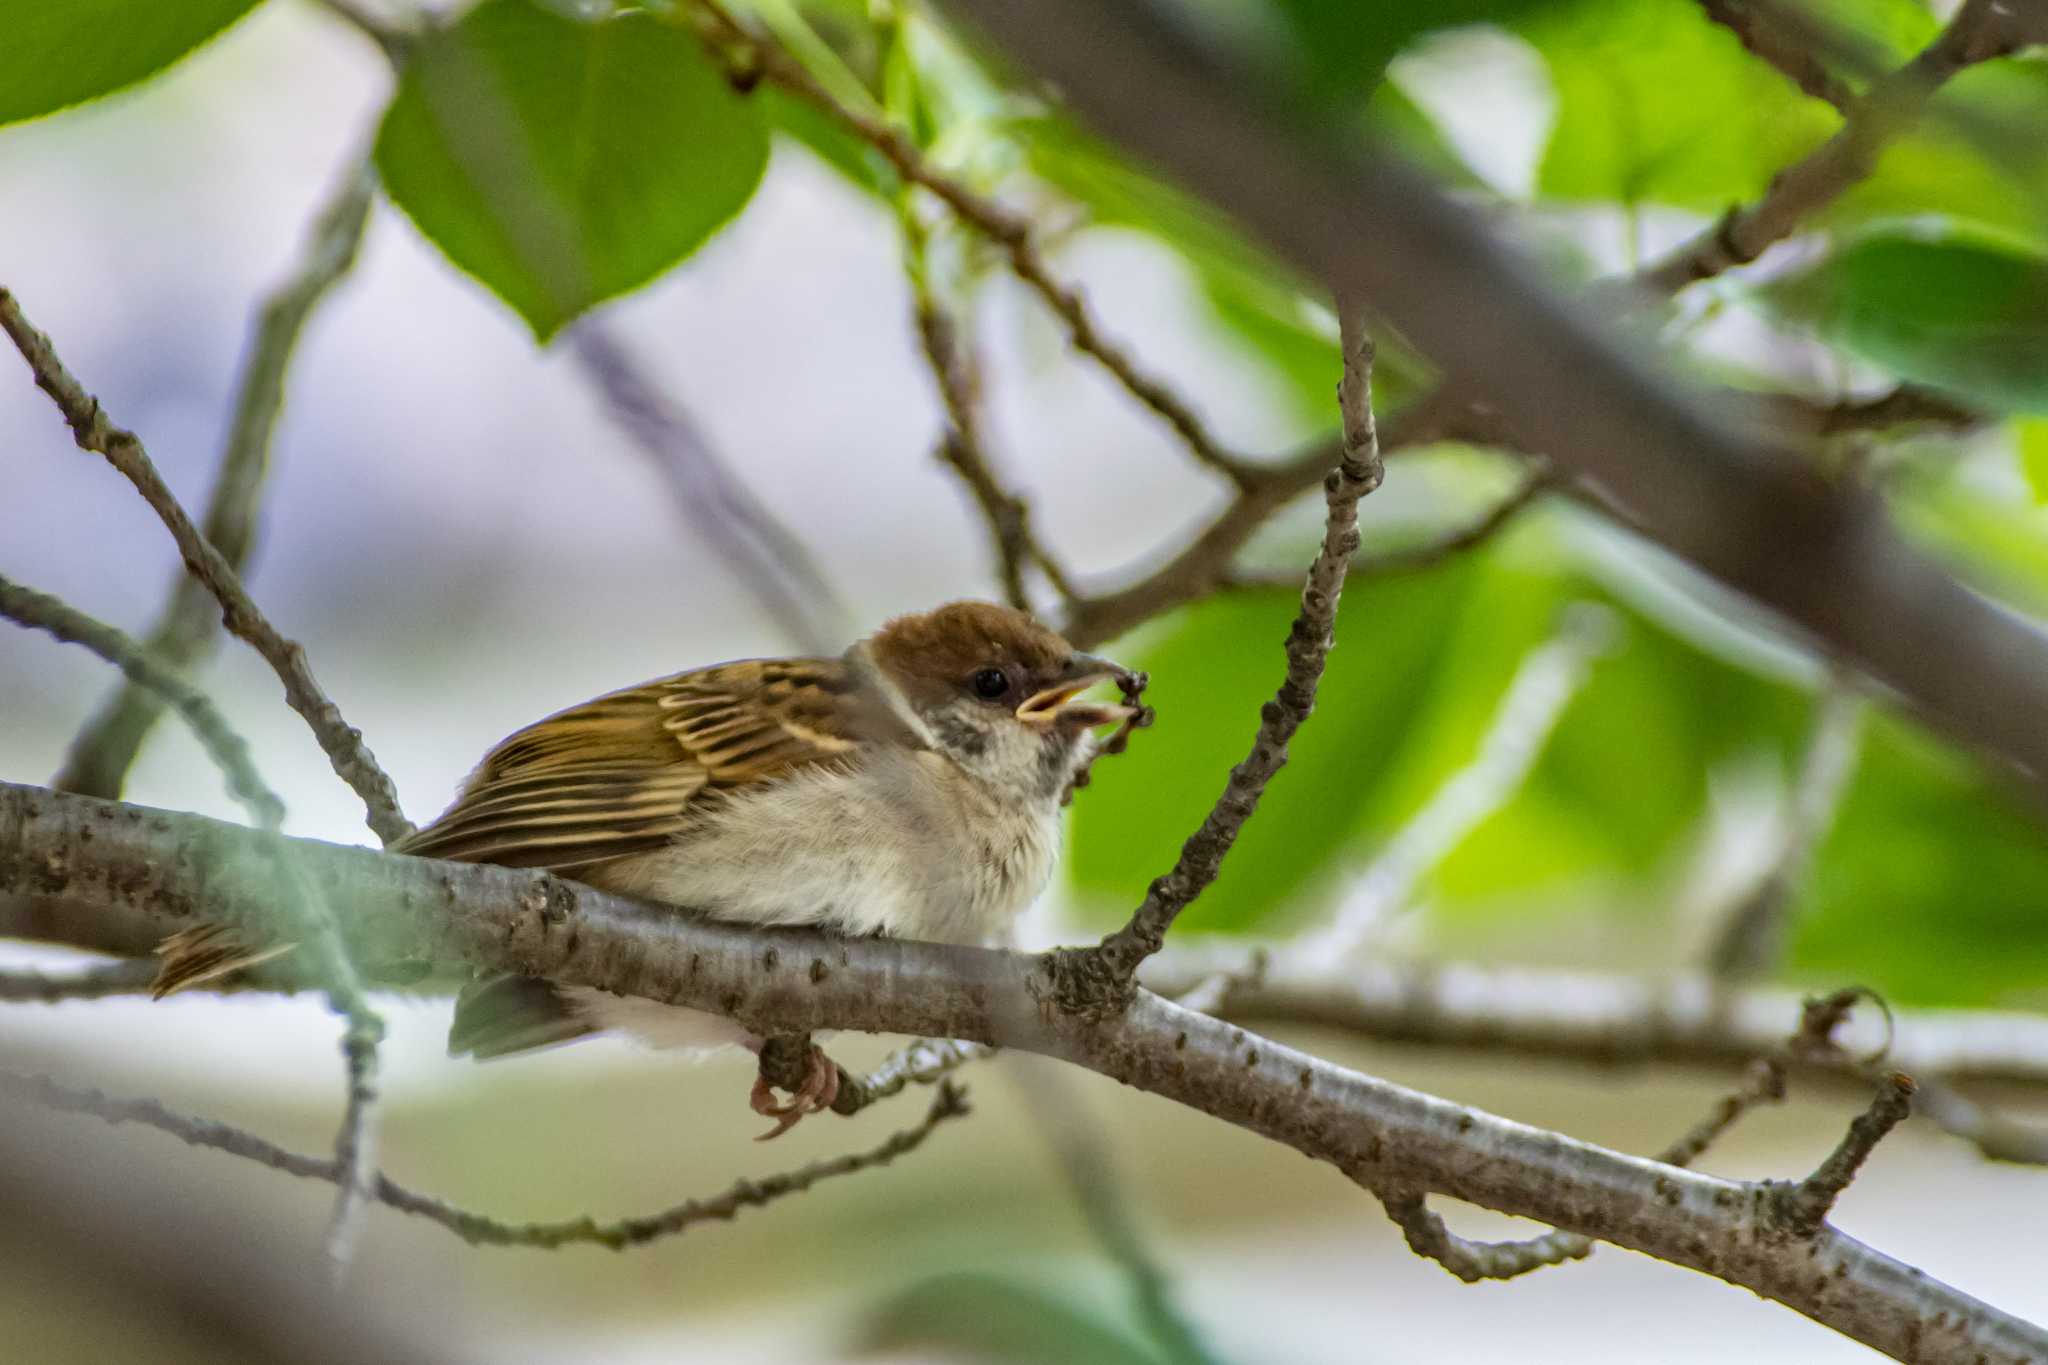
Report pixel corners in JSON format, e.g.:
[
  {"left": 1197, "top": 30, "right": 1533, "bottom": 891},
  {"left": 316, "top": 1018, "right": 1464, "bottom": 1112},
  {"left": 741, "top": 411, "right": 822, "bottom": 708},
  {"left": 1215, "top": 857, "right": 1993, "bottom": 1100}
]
[
  {"left": 0, "top": 286, "right": 414, "bottom": 846},
  {"left": 939, "top": 0, "right": 2048, "bottom": 792},
  {"left": 1695, "top": 0, "right": 1858, "bottom": 113},
  {"left": 9, "top": 784, "right": 2045, "bottom": 1362},
  {"left": 3, "top": 1068, "right": 969, "bottom": 1251},
  {"left": 1085, "top": 316, "right": 1382, "bottom": 990},
  {"left": 53, "top": 154, "right": 376, "bottom": 802}
]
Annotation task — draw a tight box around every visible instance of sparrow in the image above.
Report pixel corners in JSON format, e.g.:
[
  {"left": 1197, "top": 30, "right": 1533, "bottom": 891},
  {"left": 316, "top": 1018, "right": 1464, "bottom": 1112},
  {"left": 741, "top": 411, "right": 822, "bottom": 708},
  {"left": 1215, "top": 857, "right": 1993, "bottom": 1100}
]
[{"left": 364, "top": 601, "right": 1132, "bottom": 1129}]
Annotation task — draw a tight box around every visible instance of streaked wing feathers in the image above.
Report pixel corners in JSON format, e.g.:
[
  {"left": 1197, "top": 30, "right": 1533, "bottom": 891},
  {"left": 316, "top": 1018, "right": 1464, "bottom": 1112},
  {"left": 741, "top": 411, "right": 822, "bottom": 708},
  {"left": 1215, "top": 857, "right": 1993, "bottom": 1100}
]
[{"left": 395, "top": 658, "right": 861, "bottom": 873}]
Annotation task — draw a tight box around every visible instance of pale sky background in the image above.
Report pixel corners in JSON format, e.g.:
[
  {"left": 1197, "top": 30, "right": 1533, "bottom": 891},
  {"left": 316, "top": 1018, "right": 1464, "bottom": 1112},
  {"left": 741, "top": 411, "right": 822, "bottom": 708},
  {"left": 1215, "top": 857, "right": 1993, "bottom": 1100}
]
[{"left": 2, "top": 4, "right": 2043, "bottom": 1362}]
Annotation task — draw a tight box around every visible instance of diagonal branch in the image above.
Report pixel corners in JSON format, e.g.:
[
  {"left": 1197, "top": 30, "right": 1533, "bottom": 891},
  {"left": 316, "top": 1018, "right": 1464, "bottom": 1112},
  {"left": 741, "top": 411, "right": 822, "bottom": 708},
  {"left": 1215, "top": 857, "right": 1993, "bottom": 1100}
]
[
  {"left": 1083, "top": 312, "right": 1383, "bottom": 991},
  {"left": 0, "top": 287, "right": 413, "bottom": 846},
  {"left": 5, "top": 1068, "right": 969, "bottom": 1251},
  {"left": 53, "top": 154, "right": 377, "bottom": 802},
  {"left": 1695, "top": 0, "right": 1858, "bottom": 113},
  {"left": 7, "top": 780, "right": 2044, "bottom": 1362}
]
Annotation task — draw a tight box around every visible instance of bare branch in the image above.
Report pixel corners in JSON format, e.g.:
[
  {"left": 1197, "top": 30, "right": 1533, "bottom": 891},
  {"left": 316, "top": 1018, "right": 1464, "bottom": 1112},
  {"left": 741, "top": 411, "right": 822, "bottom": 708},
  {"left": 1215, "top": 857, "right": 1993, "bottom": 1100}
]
[
  {"left": 0, "top": 578, "right": 385, "bottom": 1266},
  {"left": 1710, "top": 680, "right": 1866, "bottom": 978},
  {"left": 687, "top": 0, "right": 1255, "bottom": 488},
  {"left": 8, "top": 782, "right": 2047, "bottom": 1360},
  {"left": 1638, "top": 0, "right": 2031, "bottom": 294},
  {"left": 1777, "top": 1072, "right": 1917, "bottom": 1235},
  {"left": 1084, "top": 318, "right": 1382, "bottom": 992},
  {"left": 569, "top": 322, "right": 849, "bottom": 655},
  {"left": 838, "top": 1037, "right": 994, "bottom": 1114},
  {"left": 4, "top": 1068, "right": 969, "bottom": 1251},
  {"left": 1695, "top": 0, "right": 1858, "bottom": 112},
  {"left": 900, "top": 208, "right": 1075, "bottom": 612},
  {"left": 1375, "top": 1187, "right": 1592, "bottom": 1283},
  {"left": 0, "top": 286, "right": 413, "bottom": 846}
]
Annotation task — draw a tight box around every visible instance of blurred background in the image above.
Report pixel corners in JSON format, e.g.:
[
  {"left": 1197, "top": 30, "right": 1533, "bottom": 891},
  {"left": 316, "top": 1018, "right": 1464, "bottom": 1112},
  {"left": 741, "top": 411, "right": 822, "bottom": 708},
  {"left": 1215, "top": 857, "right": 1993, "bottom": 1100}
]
[{"left": 4, "top": 0, "right": 2047, "bottom": 1360}]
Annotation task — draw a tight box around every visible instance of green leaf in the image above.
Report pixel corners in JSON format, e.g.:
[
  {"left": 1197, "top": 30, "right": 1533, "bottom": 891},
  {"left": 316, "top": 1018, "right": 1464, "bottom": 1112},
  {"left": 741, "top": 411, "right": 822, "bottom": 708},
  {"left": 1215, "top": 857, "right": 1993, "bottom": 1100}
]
[
  {"left": 1794, "top": 714, "right": 2048, "bottom": 1008},
  {"left": 1268, "top": 0, "right": 1556, "bottom": 106},
  {"left": 1892, "top": 461, "right": 2048, "bottom": 616},
  {"left": 2019, "top": 419, "right": 2048, "bottom": 504},
  {"left": 375, "top": 0, "right": 769, "bottom": 340},
  {"left": 1759, "top": 223, "right": 2048, "bottom": 414},
  {"left": 0, "top": 0, "right": 264, "bottom": 126},
  {"left": 1523, "top": 0, "right": 1835, "bottom": 209},
  {"left": 856, "top": 1273, "right": 1165, "bottom": 1365},
  {"left": 1066, "top": 562, "right": 1486, "bottom": 933}
]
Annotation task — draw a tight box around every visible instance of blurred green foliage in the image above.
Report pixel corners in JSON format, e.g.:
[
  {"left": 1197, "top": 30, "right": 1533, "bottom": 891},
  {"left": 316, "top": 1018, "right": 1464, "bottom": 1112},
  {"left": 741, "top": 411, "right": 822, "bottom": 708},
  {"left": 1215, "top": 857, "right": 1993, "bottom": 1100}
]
[{"left": 8, "top": 0, "right": 2048, "bottom": 1019}]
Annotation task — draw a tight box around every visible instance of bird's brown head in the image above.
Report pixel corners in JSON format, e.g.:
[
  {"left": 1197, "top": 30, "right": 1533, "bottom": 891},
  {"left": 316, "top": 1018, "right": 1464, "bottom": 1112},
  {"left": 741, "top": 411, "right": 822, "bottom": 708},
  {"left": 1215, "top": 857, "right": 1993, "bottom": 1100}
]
[{"left": 864, "top": 601, "right": 1133, "bottom": 796}]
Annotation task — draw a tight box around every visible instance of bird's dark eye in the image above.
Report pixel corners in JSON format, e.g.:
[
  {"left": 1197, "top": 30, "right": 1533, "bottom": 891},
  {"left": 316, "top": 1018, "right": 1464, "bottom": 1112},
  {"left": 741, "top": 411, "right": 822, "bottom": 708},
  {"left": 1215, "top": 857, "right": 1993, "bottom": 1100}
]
[{"left": 970, "top": 667, "right": 1009, "bottom": 700}]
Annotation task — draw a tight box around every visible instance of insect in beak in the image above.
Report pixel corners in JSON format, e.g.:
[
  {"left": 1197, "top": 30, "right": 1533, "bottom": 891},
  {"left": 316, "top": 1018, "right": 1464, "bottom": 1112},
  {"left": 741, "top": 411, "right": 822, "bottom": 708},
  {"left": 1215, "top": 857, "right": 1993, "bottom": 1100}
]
[{"left": 1016, "top": 654, "right": 1137, "bottom": 730}]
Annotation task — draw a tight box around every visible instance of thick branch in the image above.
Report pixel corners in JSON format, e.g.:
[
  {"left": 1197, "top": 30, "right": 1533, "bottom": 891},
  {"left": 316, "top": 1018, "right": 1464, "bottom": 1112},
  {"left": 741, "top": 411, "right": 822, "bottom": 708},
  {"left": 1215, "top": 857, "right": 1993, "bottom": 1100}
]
[
  {"left": 0, "top": 287, "right": 413, "bottom": 846},
  {"left": 941, "top": 0, "right": 2048, "bottom": 791},
  {"left": 7, "top": 783, "right": 2044, "bottom": 1362}
]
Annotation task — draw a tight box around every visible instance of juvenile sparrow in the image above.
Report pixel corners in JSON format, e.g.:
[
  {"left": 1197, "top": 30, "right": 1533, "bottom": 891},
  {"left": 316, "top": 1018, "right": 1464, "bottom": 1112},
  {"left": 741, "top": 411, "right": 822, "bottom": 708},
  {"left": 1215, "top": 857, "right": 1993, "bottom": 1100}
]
[{"left": 393, "top": 601, "right": 1134, "bottom": 1126}]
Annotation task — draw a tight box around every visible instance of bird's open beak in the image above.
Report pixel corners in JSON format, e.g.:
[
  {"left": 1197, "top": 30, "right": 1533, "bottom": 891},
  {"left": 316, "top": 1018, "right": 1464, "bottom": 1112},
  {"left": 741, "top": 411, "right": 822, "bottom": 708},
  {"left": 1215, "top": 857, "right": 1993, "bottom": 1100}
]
[{"left": 1017, "top": 654, "right": 1136, "bottom": 730}]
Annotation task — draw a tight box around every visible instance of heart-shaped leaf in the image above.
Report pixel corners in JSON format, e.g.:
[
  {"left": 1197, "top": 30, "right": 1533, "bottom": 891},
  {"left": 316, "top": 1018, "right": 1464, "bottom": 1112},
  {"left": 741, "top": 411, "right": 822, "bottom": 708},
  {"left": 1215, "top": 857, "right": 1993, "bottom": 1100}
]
[{"left": 375, "top": 0, "right": 769, "bottom": 340}]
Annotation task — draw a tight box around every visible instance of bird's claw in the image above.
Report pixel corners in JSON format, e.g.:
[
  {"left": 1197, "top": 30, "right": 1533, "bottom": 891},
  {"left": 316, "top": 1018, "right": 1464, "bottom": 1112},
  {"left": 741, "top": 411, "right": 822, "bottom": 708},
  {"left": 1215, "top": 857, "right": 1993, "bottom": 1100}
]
[{"left": 750, "top": 1044, "right": 841, "bottom": 1140}]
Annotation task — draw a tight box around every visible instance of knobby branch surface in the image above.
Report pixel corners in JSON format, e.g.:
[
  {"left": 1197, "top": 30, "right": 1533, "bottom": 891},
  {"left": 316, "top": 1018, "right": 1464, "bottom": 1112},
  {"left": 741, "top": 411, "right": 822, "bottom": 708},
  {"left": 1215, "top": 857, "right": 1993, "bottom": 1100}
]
[
  {"left": 0, "top": 580, "right": 384, "bottom": 1267},
  {"left": 1638, "top": 0, "right": 2033, "bottom": 294},
  {"left": 3, "top": 1069, "right": 969, "bottom": 1252},
  {"left": 687, "top": 0, "right": 1256, "bottom": 490},
  {"left": 1086, "top": 314, "right": 1383, "bottom": 991},
  {"left": 53, "top": 155, "right": 376, "bottom": 803},
  {"left": 0, "top": 288, "right": 413, "bottom": 847},
  {"left": 901, "top": 208, "right": 1075, "bottom": 612},
  {"left": 8, "top": 784, "right": 2044, "bottom": 1363},
  {"left": 569, "top": 322, "right": 849, "bottom": 655}
]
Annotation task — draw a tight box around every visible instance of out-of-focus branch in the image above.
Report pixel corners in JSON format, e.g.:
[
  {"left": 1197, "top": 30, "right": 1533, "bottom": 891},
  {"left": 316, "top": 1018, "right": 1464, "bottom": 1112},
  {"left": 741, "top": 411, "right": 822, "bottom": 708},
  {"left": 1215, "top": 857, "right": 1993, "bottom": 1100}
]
[
  {"left": 1709, "top": 680, "right": 1866, "bottom": 978},
  {"left": 5, "top": 1068, "right": 969, "bottom": 1251},
  {"left": 8, "top": 783, "right": 2047, "bottom": 1361},
  {"left": 686, "top": 0, "right": 1256, "bottom": 489},
  {"left": 943, "top": 0, "right": 2048, "bottom": 792},
  {"left": 1638, "top": 0, "right": 2034, "bottom": 294},
  {"left": 901, "top": 208, "right": 1077, "bottom": 612},
  {"left": 569, "top": 322, "right": 848, "bottom": 655},
  {"left": 1695, "top": 0, "right": 1858, "bottom": 112},
  {"left": 0, "top": 577, "right": 384, "bottom": 1266},
  {"left": 1299, "top": 607, "right": 1610, "bottom": 958},
  {"left": 54, "top": 156, "right": 376, "bottom": 802},
  {"left": 0, "top": 957, "right": 160, "bottom": 1001},
  {"left": 0, "top": 287, "right": 413, "bottom": 846},
  {"left": 1084, "top": 315, "right": 1383, "bottom": 993}
]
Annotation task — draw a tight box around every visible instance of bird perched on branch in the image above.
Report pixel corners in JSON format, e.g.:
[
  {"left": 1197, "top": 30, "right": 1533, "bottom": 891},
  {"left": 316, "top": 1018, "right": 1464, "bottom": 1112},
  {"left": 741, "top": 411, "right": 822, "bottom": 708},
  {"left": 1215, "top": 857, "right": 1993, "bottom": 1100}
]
[{"left": 159, "top": 601, "right": 1140, "bottom": 1134}]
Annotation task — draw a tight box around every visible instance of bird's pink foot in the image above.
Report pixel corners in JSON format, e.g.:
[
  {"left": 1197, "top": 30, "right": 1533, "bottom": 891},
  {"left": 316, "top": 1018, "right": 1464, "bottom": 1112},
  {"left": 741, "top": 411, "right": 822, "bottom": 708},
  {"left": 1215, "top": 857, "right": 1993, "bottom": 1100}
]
[{"left": 749, "top": 1043, "right": 841, "bottom": 1140}]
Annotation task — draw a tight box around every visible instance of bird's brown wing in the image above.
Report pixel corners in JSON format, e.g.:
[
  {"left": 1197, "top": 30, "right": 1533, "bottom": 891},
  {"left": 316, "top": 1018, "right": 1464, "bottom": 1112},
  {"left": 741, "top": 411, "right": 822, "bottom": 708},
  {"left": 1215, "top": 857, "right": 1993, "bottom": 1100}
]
[{"left": 394, "top": 656, "right": 865, "bottom": 874}]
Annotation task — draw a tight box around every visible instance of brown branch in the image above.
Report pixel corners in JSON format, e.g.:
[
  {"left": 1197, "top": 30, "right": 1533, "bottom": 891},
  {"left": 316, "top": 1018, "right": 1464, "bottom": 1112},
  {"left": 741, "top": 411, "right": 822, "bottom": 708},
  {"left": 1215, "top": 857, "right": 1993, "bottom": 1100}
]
[
  {"left": 569, "top": 321, "right": 849, "bottom": 654},
  {"left": 901, "top": 209, "right": 1075, "bottom": 611},
  {"left": 4, "top": 1068, "right": 969, "bottom": 1251},
  {"left": 8, "top": 783, "right": 2047, "bottom": 1361},
  {"left": 1696, "top": 0, "right": 1859, "bottom": 112},
  {"left": 54, "top": 156, "right": 376, "bottom": 802},
  {"left": 1777, "top": 1072, "right": 1917, "bottom": 1235},
  {"left": 0, "top": 286, "right": 414, "bottom": 847},
  {"left": 1083, "top": 317, "right": 1382, "bottom": 992},
  {"left": 687, "top": 0, "right": 1255, "bottom": 489},
  {"left": 0, "top": 577, "right": 385, "bottom": 1266},
  {"left": 1638, "top": 0, "right": 2031, "bottom": 294}
]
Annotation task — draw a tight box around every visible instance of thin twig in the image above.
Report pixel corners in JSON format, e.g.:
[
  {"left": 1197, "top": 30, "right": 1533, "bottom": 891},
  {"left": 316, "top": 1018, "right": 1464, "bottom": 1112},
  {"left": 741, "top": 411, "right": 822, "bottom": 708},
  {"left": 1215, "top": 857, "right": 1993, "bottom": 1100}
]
[
  {"left": 0, "top": 287, "right": 414, "bottom": 847},
  {"left": 1777, "top": 1071, "right": 1917, "bottom": 1235},
  {"left": 901, "top": 207, "right": 1073, "bottom": 611},
  {"left": 0, "top": 958, "right": 161, "bottom": 1002},
  {"left": 569, "top": 322, "right": 849, "bottom": 655},
  {"left": 1300, "top": 606, "right": 1613, "bottom": 958},
  {"left": 1638, "top": 0, "right": 2030, "bottom": 294},
  {"left": 4, "top": 1069, "right": 970, "bottom": 1251},
  {"left": 54, "top": 156, "right": 377, "bottom": 801},
  {"left": 0, "top": 574, "right": 385, "bottom": 1267},
  {"left": 1081, "top": 312, "right": 1383, "bottom": 995},
  {"left": 688, "top": 0, "right": 1255, "bottom": 488},
  {"left": 1709, "top": 679, "right": 1866, "bottom": 979},
  {"left": 835, "top": 1037, "right": 994, "bottom": 1115}
]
